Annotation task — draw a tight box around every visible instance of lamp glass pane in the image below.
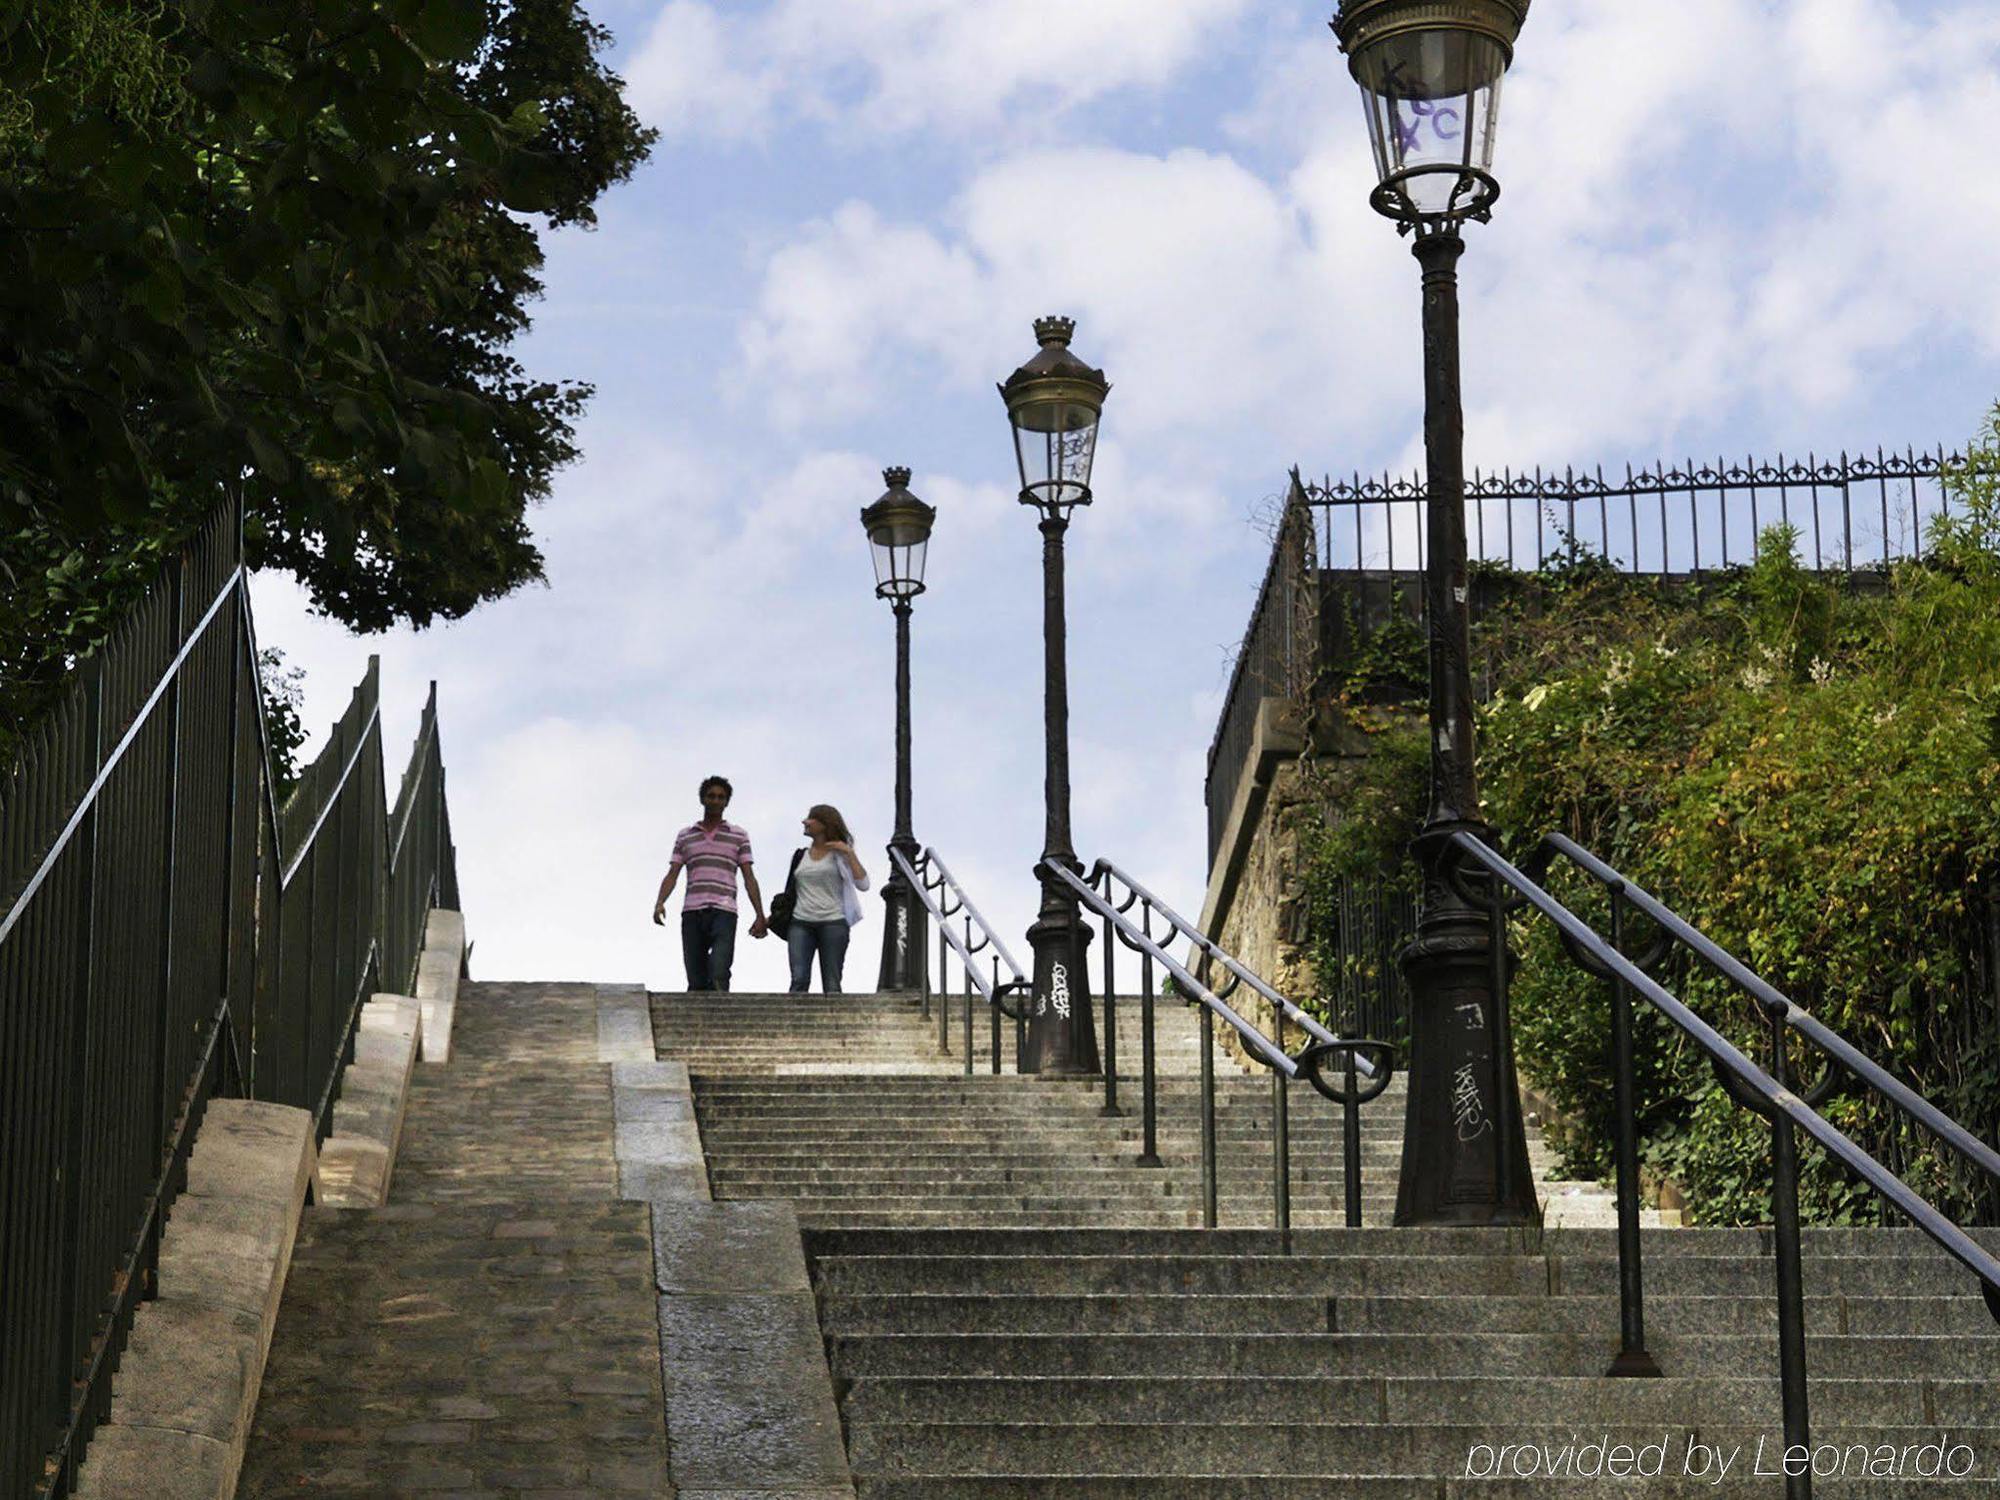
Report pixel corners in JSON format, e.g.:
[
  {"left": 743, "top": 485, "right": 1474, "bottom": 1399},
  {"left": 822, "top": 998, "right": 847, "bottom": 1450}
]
[
  {"left": 1354, "top": 30, "right": 1506, "bottom": 213},
  {"left": 869, "top": 533, "right": 929, "bottom": 597},
  {"left": 1010, "top": 398, "right": 1100, "bottom": 509}
]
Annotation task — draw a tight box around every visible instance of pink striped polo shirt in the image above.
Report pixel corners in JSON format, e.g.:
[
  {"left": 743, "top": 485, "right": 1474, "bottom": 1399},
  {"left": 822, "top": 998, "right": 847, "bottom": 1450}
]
[{"left": 672, "top": 820, "right": 753, "bottom": 913}]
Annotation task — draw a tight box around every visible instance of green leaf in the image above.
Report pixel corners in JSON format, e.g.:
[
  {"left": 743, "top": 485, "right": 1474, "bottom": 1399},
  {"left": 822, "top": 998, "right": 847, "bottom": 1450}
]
[
  {"left": 45, "top": 116, "right": 117, "bottom": 174},
  {"left": 331, "top": 398, "right": 371, "bottom": 439},
  {"left": 245, "top": 427, "right": 290, "bottom": 479},
  {"left": 401, "top": 0, "right": 487, "bottom": 62}
]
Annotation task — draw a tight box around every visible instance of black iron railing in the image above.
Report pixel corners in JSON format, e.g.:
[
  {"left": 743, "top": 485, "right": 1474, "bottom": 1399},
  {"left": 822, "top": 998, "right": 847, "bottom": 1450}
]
[
  {"left": 383, "top": 685, "right": 458, "bottom": 999},
  {"left": 1302, "top": 446, "right": 1963, "bottom": 578},
  {"left": 1040, "top": 856, "right": 1394, "bottom": 1231},
  {"left": 1457, "top": 829, "right": 2000, "bottom": 1500},
  {"left": 1316, "top": 873, "right": 1418, "bottom": 1046},
  {"left": 0, "top": 501, "right": 460, "bottom": 1500},
  {"left": 893, "top": 846, "right": 1030, "bottom": 1074},
  {"left": 1205, "top": 479, "right": 1317, "bottom": 864}
]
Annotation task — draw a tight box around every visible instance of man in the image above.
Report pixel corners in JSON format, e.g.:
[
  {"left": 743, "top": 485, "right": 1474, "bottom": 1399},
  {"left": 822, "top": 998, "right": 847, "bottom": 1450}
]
[{"left": 653, "top": 775, "right": 767, "bottom": 992}]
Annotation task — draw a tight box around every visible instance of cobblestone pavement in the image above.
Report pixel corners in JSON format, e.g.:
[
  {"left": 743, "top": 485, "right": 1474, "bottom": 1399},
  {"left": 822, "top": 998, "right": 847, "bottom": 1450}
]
[{"left": 239, "top": 982, "right": 671, "bottom": 1498}]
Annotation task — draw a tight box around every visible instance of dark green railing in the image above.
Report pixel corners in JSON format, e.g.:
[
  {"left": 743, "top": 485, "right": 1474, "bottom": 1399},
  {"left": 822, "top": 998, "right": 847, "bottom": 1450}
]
[{"left": 0, "top": 500, "right": 460, "bottom": 1499}]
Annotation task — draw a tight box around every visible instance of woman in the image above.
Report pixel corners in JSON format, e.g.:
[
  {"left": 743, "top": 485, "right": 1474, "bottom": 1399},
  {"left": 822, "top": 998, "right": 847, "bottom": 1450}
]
[{"left": 785, "top": 804, "right": 869, "bottom": 994}]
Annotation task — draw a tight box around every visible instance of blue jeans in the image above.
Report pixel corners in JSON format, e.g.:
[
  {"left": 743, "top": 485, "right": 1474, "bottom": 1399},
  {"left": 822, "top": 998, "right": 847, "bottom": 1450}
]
[
  {"left": 682, "top": 907, "right": 737, "bottom": 992},
  {"left": 787, "top": 919, "right": 850, "bottom": 994}
]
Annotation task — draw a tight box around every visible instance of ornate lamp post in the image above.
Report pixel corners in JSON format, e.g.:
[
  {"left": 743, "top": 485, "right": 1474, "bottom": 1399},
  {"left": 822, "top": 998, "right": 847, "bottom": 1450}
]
[
  {"left": 860, "top": 467, "right": 936, "bottom": 991},
  {"left": 999, "top": 317, "right": 1109, "bottom": 1076},
  {"left": 1331, "top": 0, "right": 1540, "bottom": 1226}
]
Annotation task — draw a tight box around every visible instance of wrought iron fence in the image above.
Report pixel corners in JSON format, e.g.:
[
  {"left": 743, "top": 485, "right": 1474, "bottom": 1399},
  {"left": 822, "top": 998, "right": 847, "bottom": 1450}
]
[
  {"left": 0, "top": 500, "right": 460, "bottom": 1499},
  {"left": 1301, "top": 446, "right": 1964, "bottom": 579}
]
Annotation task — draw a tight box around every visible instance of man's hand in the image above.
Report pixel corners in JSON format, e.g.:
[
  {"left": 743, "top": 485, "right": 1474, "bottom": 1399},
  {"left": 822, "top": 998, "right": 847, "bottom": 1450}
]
[
  {"left": 652, "top": 903, "right": 666, "bottom": 926},
  {"left": 749, "top": 916, "right": 769, "bottom": 940}
]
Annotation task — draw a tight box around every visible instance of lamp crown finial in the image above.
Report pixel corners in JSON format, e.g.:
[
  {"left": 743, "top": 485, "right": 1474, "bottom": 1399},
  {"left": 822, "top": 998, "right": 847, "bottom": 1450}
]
[
  {"left": 882, "top": 465, "right": 912, "bottom": 488},
  {"left": 1033, "top": 315, "right": 1075, "bottom": 347}
]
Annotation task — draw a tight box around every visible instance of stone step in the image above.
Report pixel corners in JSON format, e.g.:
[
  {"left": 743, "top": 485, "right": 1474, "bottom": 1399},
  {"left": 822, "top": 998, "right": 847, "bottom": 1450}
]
[
  {"left": 705, "top": 1161, "right": 1405, "bottom": 1184},
  {"left": 709, "top": 1150, "right": 1198, "bottom": 1171},
  {"left": 811, "top": 1250, "right": 1989, "bottom": 1297},
  {"left": 697, "top": 1117, "right": 1413, "bottom": 1137},
  {"left": 716, "top": 1179, "right": 1202, "bottom": 1203},
  {"left": 1334, "top": 1292, "right": 2000, "bottom": 1337},
  {"left": 827, "top": 1330, "right": 2000, "bottom": 1379},
  {"left": 802, "top": 1212, "right": 1416, "bottom": 1229},
  {"left": 695, "top": 1125, "right": 1413, "bottom": 1146},
  {"left": 825, "top": 1293, "right": 1343, "bottom": 1334},
  {"left": 811, "top": 1253, "right": 1705, "bottom": 1297},
  {"left": 704, "top": 1154, "right": 1411, "bottom": 1177},
  {"left": 744, "top": 1194, "right": 1263, "bottom": 1216},
  {"left": 837, "top": 1373, "right": 1991, "bottom": 1427},
  {"left": 714, "top": 1179, "right": 1401, "bottom": 1204},
  {"left": 821, "top": 1289, "right": 2000, "bottom": 1337},
  {"left": 807, "top": 1225, "right": 2000, "bottom": 1258}
]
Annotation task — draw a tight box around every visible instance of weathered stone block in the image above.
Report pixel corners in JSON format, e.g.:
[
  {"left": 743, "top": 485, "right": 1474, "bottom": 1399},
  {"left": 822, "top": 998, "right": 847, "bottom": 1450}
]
[{"left": 70, "top": 1425, "right": 235, "bottom": 1500}]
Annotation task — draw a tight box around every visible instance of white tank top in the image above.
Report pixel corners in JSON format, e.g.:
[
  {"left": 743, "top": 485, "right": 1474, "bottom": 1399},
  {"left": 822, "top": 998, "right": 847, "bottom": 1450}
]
[{"left": 791, "top": 850, "right": 845, "bottom": 923}]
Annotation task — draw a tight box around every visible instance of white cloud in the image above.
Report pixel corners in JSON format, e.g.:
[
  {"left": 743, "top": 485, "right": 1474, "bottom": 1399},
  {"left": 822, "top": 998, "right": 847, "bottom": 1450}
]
[
  {"left": 624, "top": 0, "right": 1255, "bottom": 143},
  {"left": 739, "top": 144, "right": 1409, "bottom": 470},
  {"left": 737, "top": 0, "right": 2000, "bottom": 490},
  {"left": 623, "top": 1, "right": 781, "bottom": 142}
]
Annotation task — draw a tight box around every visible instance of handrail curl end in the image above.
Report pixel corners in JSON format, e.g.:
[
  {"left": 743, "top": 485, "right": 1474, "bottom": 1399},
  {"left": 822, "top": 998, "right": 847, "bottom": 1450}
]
[{"left": 1297, "top": 1039, "right": 1397, "bottom": 1106}]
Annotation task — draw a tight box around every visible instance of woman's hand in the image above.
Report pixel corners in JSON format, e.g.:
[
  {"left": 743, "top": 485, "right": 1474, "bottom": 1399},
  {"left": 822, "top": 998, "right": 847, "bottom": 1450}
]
[{"left": 822, "top": 839, "right": 851, "bottom": 854}]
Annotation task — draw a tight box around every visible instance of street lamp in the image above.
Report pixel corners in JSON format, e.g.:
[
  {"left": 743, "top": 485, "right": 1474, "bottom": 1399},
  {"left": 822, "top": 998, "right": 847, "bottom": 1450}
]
[
  {"left": 999, "top": 316, "right": 1109, "bottom": 1076},
  {"left": 1331, "top": 0, "right": 1540, "bottom": 1226},
  {"left": 861, "top": 466, "right": 936, "bottom": 992}
]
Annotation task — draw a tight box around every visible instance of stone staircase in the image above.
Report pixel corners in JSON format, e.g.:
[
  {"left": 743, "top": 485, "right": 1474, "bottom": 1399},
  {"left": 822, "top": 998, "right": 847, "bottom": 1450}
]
[
  {"left": 810, "top": 1224, "right": 2000, "bottom": 1496},
  {"left": 651, "top": 987, "right": 2000, "bottom": 1494},
  {"left": 659, "top": 989, "right": 1648, "bottom": 1229}
]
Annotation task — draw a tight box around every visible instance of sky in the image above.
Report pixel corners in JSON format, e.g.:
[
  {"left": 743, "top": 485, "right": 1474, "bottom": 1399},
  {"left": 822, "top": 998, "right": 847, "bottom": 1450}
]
[{"left": 251, "top": 0, "right": 2000, "bottom": 994}]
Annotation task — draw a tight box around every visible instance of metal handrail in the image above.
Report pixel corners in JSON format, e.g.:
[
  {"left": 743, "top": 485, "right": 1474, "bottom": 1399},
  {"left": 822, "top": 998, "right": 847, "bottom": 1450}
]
[
  {"left": 920, "top": 847, "right": 1029, "bottom": 988},
  {"left": 1543, "top": 833, "right": 2000, "bottom": 1188},
  {"left": 1054, "top": 860, "right": 1295, "bottom": 1074},
  {"left": 0, "top": 564, "right": 242, "bottom": 948},
  {"left": 1453, "top": 829, "right": 2000, "bottom": 1500},
  {"left": 892, "top": 845, "right": 1028, "bottom": 1074},
  {"left": 388, "top": 695, "right": 440, "bottom": 868},
  {"left": 279, "top": 698, "right": 381, "bottom": 888},
  {"left": 1095, "top": 857, "right": 1382, "bottom": 1081},
  {"left": 1041, "top": 857, "right": 1395, "bottom": 1230}
]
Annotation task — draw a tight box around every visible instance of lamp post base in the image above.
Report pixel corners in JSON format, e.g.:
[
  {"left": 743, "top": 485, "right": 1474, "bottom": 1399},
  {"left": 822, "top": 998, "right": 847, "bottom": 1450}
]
[
  {"left": 877, "top": 864, "right": 926, "bottom": 993},
  {"left": 1393, "top": 834, "right": 1540, "bottom": 1227},
  {"left": 1024, "top": 902, "right": 1098, "bottom": 1077}
]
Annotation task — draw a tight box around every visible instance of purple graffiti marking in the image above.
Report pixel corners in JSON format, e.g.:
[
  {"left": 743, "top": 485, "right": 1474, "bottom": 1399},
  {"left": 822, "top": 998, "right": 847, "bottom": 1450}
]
[{"left": 1379, "top": 60, "right": 1466, "bottom": 156}]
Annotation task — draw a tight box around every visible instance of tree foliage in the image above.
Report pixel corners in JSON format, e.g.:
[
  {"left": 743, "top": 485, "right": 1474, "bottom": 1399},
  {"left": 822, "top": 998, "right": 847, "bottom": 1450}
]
[{"left": 0, "top": 0, "right": 655, "bottom": 739}]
